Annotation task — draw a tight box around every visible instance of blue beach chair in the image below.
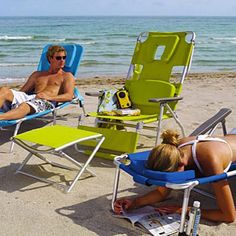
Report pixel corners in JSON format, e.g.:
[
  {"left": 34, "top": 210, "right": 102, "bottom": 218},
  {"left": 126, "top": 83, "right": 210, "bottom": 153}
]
[
  {"left": 0, "top": 44, "right": 85, "bottom": 152},
  {"left": 111, "top": 108, "right": 235, "bottom": 235}
]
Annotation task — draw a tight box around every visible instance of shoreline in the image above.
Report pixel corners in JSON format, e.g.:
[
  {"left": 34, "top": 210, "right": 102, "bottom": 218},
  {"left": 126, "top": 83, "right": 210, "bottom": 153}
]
[{"left": 1, "top": 71, "right": 236, "bottom": 88}]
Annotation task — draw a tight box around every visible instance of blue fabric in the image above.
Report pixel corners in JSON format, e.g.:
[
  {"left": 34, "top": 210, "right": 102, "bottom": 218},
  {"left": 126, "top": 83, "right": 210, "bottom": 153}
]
[
  {"left": 37, "top": 44, "right": 84, "bottom": 77},
  {"left": 119, "top": 151, "right": 236, "bottom": 187},
  {"left": 119, "top": 151, "right": 195, "bottom": 186}
]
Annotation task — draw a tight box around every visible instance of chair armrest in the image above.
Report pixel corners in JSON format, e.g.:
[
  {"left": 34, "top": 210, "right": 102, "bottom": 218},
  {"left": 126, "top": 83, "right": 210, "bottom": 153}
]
[
  {"left": 149, "top": 96, "right": 183, "bottom": 103},
  {"left": 189, "top": 108, "right": 232, "bottom": 136},
  {"left": 85, "top": 91, "right": 102, "bottom": 97}
]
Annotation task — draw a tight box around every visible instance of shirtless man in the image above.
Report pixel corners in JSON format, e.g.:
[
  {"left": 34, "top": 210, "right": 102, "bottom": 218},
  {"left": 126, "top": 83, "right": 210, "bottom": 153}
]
[{"left": 0, "top": 45, "right": 75, "bottom": 120}]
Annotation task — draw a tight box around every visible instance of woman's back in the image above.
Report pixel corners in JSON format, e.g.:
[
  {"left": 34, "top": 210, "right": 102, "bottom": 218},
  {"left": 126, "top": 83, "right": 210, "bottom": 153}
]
[{"left": 179, "top": 134, "right": 236, "bottom": 175}]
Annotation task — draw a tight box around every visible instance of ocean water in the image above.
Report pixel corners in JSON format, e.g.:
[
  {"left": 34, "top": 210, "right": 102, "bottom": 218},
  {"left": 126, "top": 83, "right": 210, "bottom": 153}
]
[{"left": 0, "top": 16, "right": 236, "bottom": 83}]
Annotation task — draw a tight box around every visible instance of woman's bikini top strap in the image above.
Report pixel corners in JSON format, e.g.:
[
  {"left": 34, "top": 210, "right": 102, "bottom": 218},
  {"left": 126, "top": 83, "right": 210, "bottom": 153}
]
[
  {"left": 178, "top": 139, "right": 204, "bottom": 173},
  {"left": 178, "top": 135, "right": 233, "bottom": 174}
]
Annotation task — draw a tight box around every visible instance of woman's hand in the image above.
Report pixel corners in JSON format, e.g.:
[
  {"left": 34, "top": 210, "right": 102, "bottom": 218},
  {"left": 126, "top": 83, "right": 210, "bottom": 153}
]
[
  {"left": 113, "top": 198, "right": 136, "bottom": 215},
  {"left": 156, "top": 206, "right": 182, "bottom": 214}
]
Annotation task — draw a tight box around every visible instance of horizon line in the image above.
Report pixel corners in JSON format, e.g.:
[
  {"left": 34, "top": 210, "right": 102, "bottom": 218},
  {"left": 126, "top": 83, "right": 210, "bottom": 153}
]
[{"left": 0, "top": 15, "right": 236, "bottom": 18}]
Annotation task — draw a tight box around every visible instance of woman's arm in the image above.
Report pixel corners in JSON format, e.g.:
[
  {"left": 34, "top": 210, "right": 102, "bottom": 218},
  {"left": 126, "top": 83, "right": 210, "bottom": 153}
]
[
  {"left": 199, "top": 151, "right": 236, "bottom": 222},
  {"left": 201, "top": 180, "right": 236, "bottom": 222},
  {"left": 113, "top": 186, "right": 171, "bottom": 214}
]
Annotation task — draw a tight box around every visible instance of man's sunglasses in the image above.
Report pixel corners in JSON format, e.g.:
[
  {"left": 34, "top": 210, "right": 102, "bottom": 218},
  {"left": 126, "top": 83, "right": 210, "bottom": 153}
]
[{"left": 55, "top": 56, "right": 66, "bottom": 61}]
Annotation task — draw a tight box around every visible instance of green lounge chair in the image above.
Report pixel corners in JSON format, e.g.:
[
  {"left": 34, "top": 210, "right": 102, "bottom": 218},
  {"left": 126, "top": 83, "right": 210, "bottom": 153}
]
[
  {"left": 13, "top": 125, "right": 105, "bottom": 193},
  {"left": 84, "top": 31, "right": 195, "bottom": 154}
]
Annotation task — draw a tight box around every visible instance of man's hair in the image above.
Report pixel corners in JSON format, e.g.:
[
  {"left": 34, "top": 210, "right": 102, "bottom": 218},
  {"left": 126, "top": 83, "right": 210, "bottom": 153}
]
[{"left": 46, "top": 45, "right": 67, "bottom": 61}]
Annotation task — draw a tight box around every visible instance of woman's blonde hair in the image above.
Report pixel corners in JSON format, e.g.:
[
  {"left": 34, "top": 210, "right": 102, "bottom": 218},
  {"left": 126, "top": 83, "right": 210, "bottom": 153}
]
[{"left": 147, "top": 130, "right": 183, "bottom": 172}]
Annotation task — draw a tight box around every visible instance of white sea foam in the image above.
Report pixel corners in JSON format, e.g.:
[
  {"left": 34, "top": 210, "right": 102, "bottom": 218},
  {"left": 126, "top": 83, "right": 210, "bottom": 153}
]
[
  {"left": 50, "top": 38, "right": 66, "bottom": 42},
  {"left": 0, "top": 77, "right": 26, "bottom": 84},
  {"left": 80, "top": 41, "right": 96, "bottom": 45},
  {"left": 0, "top": 63, "right": 37, "bottom": 67},
  {"left": 0, "top": 35, "right": 33, "bottom": 40}
]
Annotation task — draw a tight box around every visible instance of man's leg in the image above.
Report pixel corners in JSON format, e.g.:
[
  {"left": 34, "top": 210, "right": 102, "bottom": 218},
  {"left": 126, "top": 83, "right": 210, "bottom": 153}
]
[
  {"left": 0, "top": 87, "right": 14, "bottom": 108},
  {"left": 0, "top": 103, "right": 34, "bottom": 120}
]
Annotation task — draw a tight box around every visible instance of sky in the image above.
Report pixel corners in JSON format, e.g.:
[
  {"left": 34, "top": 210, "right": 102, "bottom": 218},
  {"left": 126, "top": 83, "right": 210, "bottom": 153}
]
[{"left": 0, "top": 0, "right": 236, "bottom": 17}]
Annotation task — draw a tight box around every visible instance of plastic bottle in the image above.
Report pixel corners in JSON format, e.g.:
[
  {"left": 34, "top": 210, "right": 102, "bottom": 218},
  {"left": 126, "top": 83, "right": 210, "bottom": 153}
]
[{"left": 186, "top": 201, "right": 201, "bottom": 236}]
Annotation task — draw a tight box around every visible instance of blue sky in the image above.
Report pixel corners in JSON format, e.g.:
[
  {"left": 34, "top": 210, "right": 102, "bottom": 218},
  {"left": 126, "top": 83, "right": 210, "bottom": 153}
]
[{"left": 1, "top": 0, "right": 236, "bottom": 16}]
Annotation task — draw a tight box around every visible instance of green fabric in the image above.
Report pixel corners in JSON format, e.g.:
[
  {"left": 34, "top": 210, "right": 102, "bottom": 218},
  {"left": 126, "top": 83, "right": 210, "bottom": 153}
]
[
  {"left": 86, "top": 31, "right": 194, "bottom": 147},
  {"left": 125, "top": 79, "right": 176, "bottom": 114},
  {"left": 78, "top": 125, "right": 138, "bottom": 154},
  {"left": 88, "top": 112, "right": 157, "bottom": 122},
  {"left": 14, "top": 125, "right": 101, "bottom": 149},
  {"left": 131, "top": 31, "right": 194, "bottom": 82},
  {"left": 88, "top": 79, "right": 176, "bottom": 122}
]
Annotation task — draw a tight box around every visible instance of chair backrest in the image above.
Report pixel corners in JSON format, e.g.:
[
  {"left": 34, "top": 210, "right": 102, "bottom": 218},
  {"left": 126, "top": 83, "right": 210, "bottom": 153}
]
[
  {"left": 37, "top": 44, "right": 84, "bottom": 77},
  {"left": 125, "top": 79, "right": 176, "bottom": 114},
  {"left": 128, "top": 31, "right": 195, "bottom": 96}
]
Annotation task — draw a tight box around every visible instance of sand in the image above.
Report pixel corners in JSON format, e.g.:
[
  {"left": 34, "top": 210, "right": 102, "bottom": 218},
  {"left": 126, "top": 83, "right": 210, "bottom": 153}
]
[{"left": 1, "top": 72, "right": 236, "bottom": 235}]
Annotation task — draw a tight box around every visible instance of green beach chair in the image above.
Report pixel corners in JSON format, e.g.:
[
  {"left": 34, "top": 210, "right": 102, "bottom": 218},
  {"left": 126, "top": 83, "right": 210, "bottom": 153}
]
[
  {"left": 84, "top": 31, "right": 195, "bottom": 152},
  {"left": 13, "top": 125, "right": 105, "bottom": 193}
]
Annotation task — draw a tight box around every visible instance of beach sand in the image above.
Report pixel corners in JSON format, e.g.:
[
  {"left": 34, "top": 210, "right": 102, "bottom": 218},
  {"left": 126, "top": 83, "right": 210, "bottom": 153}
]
[{"left": 1, "top": 72, "right": 236, "bottom": 235}]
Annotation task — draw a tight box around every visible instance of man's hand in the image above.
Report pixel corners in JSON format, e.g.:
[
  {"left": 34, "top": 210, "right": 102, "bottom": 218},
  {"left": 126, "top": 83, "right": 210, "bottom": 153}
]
[{"left": 36, "top": 92, "right": 51, "bottom": 100}]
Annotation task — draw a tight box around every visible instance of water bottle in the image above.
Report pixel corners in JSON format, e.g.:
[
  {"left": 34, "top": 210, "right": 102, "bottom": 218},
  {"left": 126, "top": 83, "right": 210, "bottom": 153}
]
[{"left": 186, "top": 201, "right": 201, "bottom": 236}]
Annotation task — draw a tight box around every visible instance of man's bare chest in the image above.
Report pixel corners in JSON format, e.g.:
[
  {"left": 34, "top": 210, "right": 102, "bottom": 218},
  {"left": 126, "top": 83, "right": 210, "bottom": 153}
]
[{"left": 35, "top": 76, "right": 63, "bottom": 88}]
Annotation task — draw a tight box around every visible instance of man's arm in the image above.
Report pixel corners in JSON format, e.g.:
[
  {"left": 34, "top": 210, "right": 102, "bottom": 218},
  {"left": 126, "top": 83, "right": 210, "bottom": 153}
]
[{"left": 20, "top": 71, "right": 38, "bottom": 93}]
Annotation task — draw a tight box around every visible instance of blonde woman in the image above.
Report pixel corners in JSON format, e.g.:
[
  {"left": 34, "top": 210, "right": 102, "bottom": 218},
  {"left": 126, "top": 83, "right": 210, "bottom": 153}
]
[{"left": 114, "top": 130, "right": 236, "bottom": 222}]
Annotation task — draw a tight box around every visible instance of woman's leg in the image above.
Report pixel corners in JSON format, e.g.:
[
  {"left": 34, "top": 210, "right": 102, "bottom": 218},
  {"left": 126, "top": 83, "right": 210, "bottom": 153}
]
[{"left": 0, "top": 103, "right": 34, "bottom": 120}]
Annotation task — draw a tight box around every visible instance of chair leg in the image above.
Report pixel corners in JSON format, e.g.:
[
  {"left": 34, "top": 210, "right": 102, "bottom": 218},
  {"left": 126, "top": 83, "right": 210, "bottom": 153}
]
[
  {"left": 111, "top": 166, "right": 121, "bottom": 211},
  {"left": 179, "top": 187, "right": 192, "bottom": 234},
  {"left": 155, "top": 103, "right": 164, "bottom": 145},
  {"left": 14, "top": 134, "right": 105, "bottom": 193},
  {"left": 10, "top": 122, "right": 22, "bottom": 153},
  {"left": 16, "top": 152, "right": 33, "bottom": 173},
  {"left": 52, "top": 110, "right": 57, "bottom": 125},
  {"left": 166, "top": 103, "right": 186, "bottom": 138},
  {"left": 66, "top": 136, "right": 105, "bottom": 193}
]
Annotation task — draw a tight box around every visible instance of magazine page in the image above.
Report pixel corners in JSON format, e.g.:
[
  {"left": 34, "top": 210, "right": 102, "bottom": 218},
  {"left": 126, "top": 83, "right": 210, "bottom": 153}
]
[
  {"left": 113, "top": 205, "right": 157, "bottom": 226},
  {"left": 138, "top": 212, "right": 180, "bottom": 236},
  {"left": 113, "top": 205, "right": 181, "bottom": 235}
]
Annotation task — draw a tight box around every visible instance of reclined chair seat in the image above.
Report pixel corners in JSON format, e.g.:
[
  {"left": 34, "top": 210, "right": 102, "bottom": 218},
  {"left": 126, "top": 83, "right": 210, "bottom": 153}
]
[
  {"left": 85, "top": 31, "right": 195, "bottom": 153},
  {"left": 89, "top": 77, "right": 175, "bottom": 119},
  {"left": 13, "top": 125, "right": 105, "bottom": 193},
  {"left": 1, "top": 44, "right": 84, "bottom": 152}
]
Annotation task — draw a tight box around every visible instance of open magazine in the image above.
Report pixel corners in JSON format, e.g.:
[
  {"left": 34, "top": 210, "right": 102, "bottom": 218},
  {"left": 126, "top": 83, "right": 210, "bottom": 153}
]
[{"left": 113, "top": 206, "right": 181, "bottom": 236}]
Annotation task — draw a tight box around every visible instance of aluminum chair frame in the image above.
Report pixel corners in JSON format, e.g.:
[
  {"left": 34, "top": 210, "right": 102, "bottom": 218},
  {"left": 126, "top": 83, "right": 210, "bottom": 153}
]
[{"left": 13, "top": 125, "right": 105, "bottom": 193}]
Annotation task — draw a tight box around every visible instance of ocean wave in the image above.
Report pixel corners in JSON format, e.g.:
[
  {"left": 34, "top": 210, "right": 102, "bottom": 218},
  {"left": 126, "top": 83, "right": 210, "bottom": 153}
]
[
  {"left": 33, "top": 35, "right": 66, "bottom": 42},
  {"left": 0, "top": 77, "right": 26, "bottom": 83},
  {"left": 0, "top": 63, "right": 37, "bottom": 67},
  {"left": 81, "top": 60, "right": 101, "bottom": 66},
  {"left": 211, "top": 37, "right": 236, "bottom": 40},
  {"left": 99, "top": 53, "right": 129, "bottom": 57},
  {"left": 50, "top": 38, "right": 66, "bottom": 42},
  {"left": 194, "top": 58, "right": 236, "bottom": 63},
  {"left": 0, "top": 35, "right": 33, "bottom": 41},
  {"left": 79, "top": 41, "right": 96, "bottom": 45},
  {"left": 81, "top": 60, "right": 124, "bottom": 66},
  {"left": 210, "top": 37, "right": 236, "bottom": 44}
]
